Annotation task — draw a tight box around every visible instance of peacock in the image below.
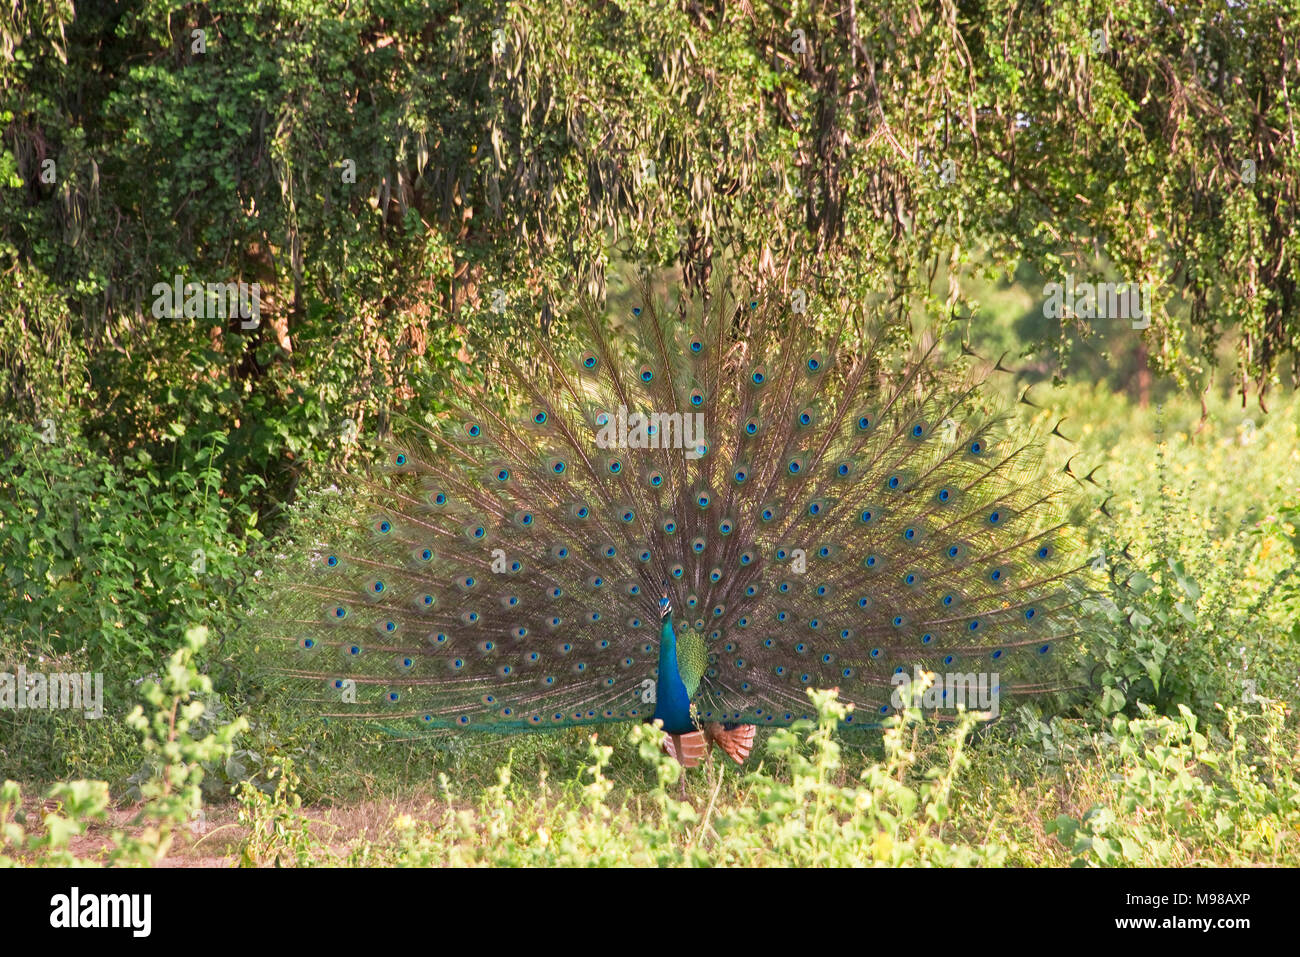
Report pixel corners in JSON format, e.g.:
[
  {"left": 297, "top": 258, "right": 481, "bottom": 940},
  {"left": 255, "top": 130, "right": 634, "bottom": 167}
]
[{"left": 269, "top": 280, "right": 1094, "bottom": 767}]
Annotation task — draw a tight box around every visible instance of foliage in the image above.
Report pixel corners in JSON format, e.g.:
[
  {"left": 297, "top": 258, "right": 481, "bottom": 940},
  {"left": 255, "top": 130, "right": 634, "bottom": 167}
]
[
  {"left": 1, "top": 625, "right": 247, "bottom": 865},
  {"left": 235, "top": 758, "right": 324, "bottom": 867},
  {"left": 346, "top": 690, "right": 1004, "bottom": 867},
  {"left": 1, "top": 0, "right": 1297, "bottom": 869},
  {"left": 0, "top": 422, "right": 263, "bottom": 680},
  {"left": 1064, "top": 386, "right": 1300, "bottom": 721},
  {"left": 4, "top": 1, "right": 1299, "bottom": 532},
  {"left": 1048, "top": 703, "right": 1300, "bottom": 867},
  {"left": 0, "top": 777, "right": 111, "bottom": 867}
]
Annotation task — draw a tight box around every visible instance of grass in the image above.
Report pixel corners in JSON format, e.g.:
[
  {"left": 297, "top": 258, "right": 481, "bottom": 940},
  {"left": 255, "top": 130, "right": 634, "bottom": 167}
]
[
  {"left": 3, "top": 377, "right": 1298, "bottom": 867},
  {"left": 6, "top": 689, "right": 1296, "bottom": 867}
]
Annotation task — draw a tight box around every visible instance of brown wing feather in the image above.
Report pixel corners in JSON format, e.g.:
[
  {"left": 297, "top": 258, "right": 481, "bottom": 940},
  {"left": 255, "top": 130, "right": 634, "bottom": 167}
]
[
  {"left": 706, "top": 722, "right": 757, "bottom": 764},
  {"left": 663, "top": 730, "right": 709, "bottom": 767}
]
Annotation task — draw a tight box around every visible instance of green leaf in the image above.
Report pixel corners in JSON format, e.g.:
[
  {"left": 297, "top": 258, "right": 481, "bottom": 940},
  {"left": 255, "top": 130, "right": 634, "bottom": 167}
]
[
  {"left": 1101, "top": 688, "right": 1127, "bottom": 713},
  {"left": 1128, "top": 572, "right": 1156, "bottom": 595}
]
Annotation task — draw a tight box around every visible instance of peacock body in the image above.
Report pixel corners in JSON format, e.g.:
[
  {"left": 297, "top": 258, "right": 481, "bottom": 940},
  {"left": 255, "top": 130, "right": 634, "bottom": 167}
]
[{"left": 272, "top": 283, "right": 1090, "bottom": 765}]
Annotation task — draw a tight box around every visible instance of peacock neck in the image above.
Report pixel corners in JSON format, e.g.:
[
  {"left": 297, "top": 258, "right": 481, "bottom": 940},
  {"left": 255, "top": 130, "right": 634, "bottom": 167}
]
[{"left": 653, "top": 618, "right": 694, "bottom": 733}]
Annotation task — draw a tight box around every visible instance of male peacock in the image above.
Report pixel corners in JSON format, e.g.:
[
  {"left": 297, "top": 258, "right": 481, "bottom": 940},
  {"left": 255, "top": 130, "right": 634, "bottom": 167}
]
[{"left": 271, "top": 282, "right": 1092, "bottom": 766}]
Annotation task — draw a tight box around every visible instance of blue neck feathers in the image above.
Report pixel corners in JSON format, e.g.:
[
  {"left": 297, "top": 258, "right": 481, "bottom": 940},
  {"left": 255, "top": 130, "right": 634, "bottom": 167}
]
[{"left": 652, "top": 619, "right": 694, "bottom": 733}]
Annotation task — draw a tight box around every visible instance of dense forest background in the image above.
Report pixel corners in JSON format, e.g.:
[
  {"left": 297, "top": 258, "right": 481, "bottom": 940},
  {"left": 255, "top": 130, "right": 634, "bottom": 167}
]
[{"left": 1, "top": 1, "right": 1298, "bottom": 866}]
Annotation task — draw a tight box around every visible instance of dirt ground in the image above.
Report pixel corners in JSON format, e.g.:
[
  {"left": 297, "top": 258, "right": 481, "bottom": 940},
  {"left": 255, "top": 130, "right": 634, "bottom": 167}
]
[{"left": 10, "top": 796, "right": 438, "bottom": 867}]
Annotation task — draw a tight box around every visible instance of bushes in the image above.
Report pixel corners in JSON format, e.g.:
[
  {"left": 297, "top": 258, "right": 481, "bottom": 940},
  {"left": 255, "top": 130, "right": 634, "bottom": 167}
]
[
  {"left": 0, "top": 422, "right": 262, "bottom": 781},
  {"left": 1048, "top": 703, "right": 1300, "bottom": 866},
  {"left": 0, "top": 422, "right": 261, "bottom": 675},
  {"left": 1036, "top": 383, "right": 1300, "bottom": 723}
]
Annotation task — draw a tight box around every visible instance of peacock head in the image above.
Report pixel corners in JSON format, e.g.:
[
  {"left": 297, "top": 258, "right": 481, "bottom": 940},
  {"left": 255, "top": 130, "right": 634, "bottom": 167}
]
[{"left": 658, "top": 594, "right": 672, "bottom": 620}]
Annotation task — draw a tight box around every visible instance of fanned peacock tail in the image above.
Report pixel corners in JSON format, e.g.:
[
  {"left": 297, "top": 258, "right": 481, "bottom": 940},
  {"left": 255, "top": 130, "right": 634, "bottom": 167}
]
[{"left": 264, "top": 280, "right": 1096, "bottom": 739}]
